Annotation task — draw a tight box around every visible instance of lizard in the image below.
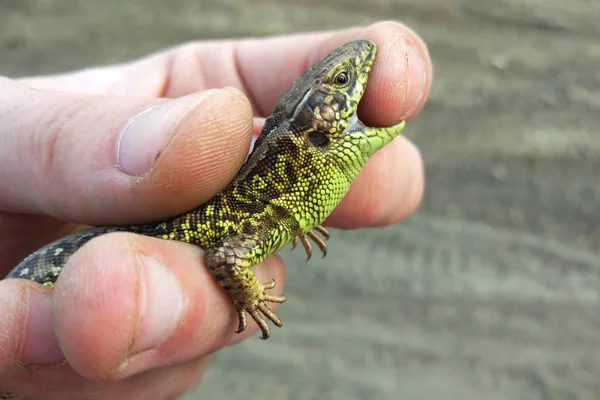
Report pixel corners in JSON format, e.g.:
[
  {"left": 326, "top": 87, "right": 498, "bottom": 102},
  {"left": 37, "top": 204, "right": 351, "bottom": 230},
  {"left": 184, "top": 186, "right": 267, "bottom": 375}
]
[{"left": 5, "top": 39, "right": 406, "bottom": 340}]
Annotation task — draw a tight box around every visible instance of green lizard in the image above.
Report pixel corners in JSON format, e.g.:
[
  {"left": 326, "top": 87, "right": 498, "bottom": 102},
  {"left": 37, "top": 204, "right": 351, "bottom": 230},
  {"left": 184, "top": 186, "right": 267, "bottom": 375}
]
[{"left": 6, "top": 39, "right": 406, "bottom": 339}]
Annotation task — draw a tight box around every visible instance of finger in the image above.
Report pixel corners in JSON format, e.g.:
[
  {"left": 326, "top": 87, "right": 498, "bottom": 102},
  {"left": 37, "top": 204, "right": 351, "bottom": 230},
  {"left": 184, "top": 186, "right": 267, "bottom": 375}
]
[
  {"left": 0, "top": 278, "right": 62, "bottom": 398},
  {"left": 327, "top": 135, "right": 424, "bottom": 229},
  {"left": 0, "top": 357, "right": 210, "bottom": 400},
  {"left": 231, "top": 20, "right": 432, "bottom": 122},
  {"left": 0, "top": 78, "right": 253, "bottom": 225},
  {"left": 50, "top": 233, "right": 285, "bottom": 380},
  {"left": 103, "top": 356, "right": 211, "bottom": 400},
  {"left": 20, "top": 21, "right": 432, "bottom": 125},
  {"left": 0, "top": 280, "right": 210, "bottom": 400}
]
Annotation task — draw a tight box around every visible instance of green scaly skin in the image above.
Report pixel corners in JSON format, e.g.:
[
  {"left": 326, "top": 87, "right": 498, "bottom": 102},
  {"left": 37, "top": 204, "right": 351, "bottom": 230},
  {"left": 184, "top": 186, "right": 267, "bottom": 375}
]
[{"left": 6, "top": 40, "right": 405, "bottom": 339}]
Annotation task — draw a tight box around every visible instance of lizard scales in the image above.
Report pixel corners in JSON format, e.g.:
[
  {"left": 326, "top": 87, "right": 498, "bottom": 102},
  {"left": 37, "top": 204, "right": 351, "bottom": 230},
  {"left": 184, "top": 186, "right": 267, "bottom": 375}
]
[{"left": 7, "top": 40, "right": 406, "bottom": 339}]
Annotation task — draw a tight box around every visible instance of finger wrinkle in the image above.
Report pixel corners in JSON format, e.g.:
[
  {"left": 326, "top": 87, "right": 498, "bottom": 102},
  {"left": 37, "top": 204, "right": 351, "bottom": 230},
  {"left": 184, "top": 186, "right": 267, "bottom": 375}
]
[
  {"left": 232, "top": 41, "right": 264, "bottom": 117},
  {"left": 37, "top": 98, "right": 72, "bottom": 174},
  {"left": 154, "top": 50, "right": 176, "bottom": 99},
  {"left": 0, "top": 281, "right": 26, "bottom": 367},
  {"left": 35, "top": 96, "right": 105, "bottom": 218},
  {"left": 162, "top": 42, "right": 210, "bottom": 98},
  {"left": 196, "top": 43, "right": 243, "bottom": 98},
  {"left": 23, "top": 92, "right": 86, "bottom": 214},
  {"left": 395, "top": 35, "right": 410, "bottom": 109}
]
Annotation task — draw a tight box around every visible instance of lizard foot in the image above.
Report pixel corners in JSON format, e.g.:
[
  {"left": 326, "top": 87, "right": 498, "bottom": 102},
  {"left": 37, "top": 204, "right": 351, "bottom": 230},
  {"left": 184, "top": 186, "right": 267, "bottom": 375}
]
[
  {"left": 234, "top": 279, "right": 286, "bottom": 339},
  {"left": 291, "top": 225, "right": 330, "bottom": 260}
]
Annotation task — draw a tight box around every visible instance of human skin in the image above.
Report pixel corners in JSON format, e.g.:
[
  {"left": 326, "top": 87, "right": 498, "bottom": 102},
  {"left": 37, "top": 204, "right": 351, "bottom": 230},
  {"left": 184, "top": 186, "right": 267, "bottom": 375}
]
[{"left": 0, "top": 21, "right": 431, "bottom": 399}]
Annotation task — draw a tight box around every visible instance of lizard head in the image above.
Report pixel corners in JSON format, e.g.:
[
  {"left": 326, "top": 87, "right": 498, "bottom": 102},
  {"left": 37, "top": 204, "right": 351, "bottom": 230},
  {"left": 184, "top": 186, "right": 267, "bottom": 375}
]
[{"left": 267, "top": 39, "right": 406, "bottom": 180}]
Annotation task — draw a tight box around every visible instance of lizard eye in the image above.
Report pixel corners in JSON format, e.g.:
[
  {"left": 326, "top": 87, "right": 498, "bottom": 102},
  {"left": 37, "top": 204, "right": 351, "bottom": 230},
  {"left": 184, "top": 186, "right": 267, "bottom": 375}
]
[
  {"left": 334, "top": 72, "right": 348, "bottom": 85},
  {"left": 308, "top": 131, "right": 329, "bottom": 148}
]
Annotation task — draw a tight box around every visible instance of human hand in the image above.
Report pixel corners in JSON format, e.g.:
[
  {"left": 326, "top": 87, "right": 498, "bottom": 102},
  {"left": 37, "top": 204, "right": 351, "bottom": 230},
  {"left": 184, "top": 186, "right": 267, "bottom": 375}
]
[{"left": 0, "top": 21, "right": 431, "bottom": 399}]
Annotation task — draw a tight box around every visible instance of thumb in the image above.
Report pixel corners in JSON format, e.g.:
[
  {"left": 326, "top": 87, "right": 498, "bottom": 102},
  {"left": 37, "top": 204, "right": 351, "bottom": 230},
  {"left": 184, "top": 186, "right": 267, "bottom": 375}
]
[
  {"left": 0, "top": 279, "right": 62, "bottom": 398},
  {"left": 0, "top": 77, "right": 253, "bottom": 225}
]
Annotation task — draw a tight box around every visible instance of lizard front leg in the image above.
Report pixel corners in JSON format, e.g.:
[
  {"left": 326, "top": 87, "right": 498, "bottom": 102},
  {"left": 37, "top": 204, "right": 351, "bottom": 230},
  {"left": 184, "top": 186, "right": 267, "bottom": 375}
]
[
  {"left": 291, "top": 225, "right": 330, "bottom": 260},
  {"left": 204, "top": 234, "right": 286, "bottom": 339}
]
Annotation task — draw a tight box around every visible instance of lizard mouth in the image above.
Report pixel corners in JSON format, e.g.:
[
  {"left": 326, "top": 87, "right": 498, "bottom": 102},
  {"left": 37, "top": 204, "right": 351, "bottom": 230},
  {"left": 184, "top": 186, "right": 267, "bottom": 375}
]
[
  {"left": 345, "top": 109, "right": 406, "bottom": 157},
  {"left": 340, "top": 40, "right": 405, "bottom": 156},
  {"left": 346, "top": 110, "right": 361, "bottom": 131}
]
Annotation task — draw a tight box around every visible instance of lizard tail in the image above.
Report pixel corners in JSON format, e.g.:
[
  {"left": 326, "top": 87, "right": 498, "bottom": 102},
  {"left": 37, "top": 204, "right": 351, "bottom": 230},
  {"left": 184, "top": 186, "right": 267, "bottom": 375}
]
[{"left": 5, "top": 225, "right": 134, "bottom": 287}]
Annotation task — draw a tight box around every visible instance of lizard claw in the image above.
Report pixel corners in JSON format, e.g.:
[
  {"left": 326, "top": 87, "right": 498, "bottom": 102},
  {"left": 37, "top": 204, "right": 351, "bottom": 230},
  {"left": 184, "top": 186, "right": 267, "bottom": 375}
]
[
  {"left": 233, "top": 279, "right": 286, "bottom": 339},
  {"left": 292, "top": 225, "right": 329, "bottom": 260}
]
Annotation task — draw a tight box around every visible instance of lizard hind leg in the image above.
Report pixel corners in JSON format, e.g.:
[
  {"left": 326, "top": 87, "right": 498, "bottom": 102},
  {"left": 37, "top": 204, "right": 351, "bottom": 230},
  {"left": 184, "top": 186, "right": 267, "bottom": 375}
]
[{"left": 204, "top": 235, "right": 286, "bottom": 340}]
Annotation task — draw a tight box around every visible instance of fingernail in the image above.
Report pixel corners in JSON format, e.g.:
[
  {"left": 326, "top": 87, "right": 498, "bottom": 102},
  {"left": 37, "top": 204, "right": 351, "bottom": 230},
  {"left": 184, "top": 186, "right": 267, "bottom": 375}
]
[
  {"left": 117, "top": 91, "right": 216, "bottom": 176},
  {"left": 131, "top": 256, "right": 183, "bottom": 354},
  {"left": 403, "top": 43, "right": 427, "bottom": 119},
  {"left": 21, "top": 288, "right": 64, "bottom": 365}
]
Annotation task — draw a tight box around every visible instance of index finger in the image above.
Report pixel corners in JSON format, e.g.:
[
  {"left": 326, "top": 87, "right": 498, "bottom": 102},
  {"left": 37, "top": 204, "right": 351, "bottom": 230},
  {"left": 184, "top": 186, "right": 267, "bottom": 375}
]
[
  {"left": 21, "top": 21, "right": 432, "bottom": 125},
  {"left": 230, "top": 21, "right": 431, "bottom": 124}
]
